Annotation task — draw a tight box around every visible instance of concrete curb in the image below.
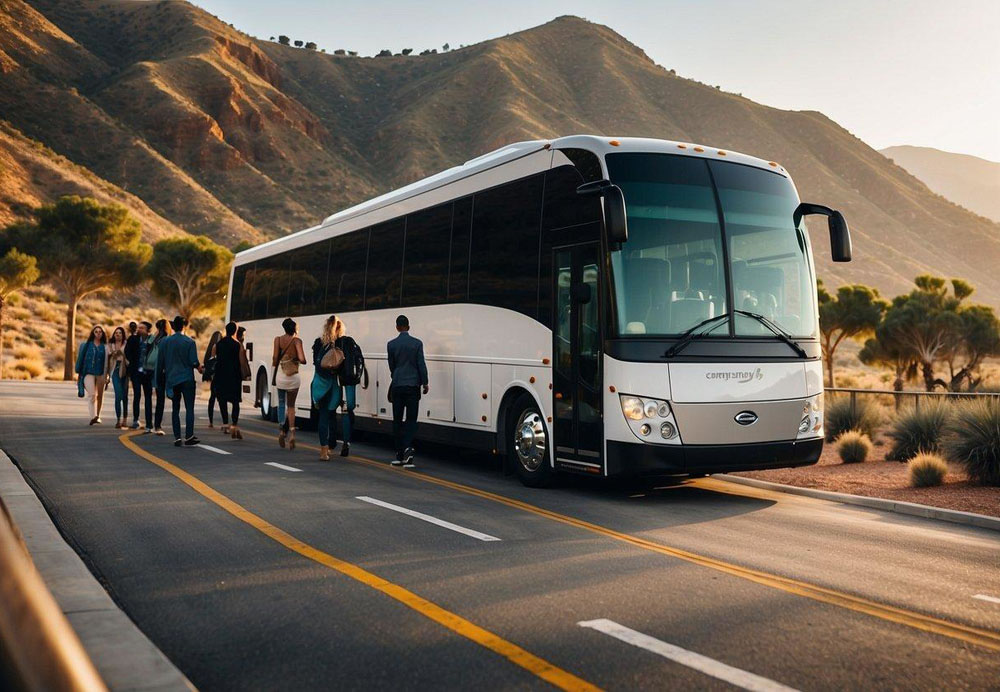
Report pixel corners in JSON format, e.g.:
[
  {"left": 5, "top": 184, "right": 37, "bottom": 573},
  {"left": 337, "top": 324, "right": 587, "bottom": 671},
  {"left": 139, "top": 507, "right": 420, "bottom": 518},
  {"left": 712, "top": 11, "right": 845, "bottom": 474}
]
[
  {"left": 714, "top": 473, "right": 1000, "bottom": 532},
  {"left": 0, "top": 448, "right": 193, "bottom": 691}
]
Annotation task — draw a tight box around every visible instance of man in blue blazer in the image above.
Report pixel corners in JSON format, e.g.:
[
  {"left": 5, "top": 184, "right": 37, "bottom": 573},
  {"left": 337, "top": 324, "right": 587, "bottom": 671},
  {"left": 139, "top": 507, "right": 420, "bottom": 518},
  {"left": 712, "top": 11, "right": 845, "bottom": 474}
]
[
  {"left": 157, "top": 315, "right": 204, "bottom": 447},
  {"left": 387, "top": 314, "right": 428, "bottom": 468}
]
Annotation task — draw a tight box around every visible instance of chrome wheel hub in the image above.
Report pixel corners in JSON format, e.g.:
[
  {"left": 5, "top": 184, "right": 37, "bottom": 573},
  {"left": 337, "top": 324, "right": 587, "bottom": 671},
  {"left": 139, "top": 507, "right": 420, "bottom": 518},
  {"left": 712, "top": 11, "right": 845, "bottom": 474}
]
[{"left": 514, "top": 411, "right": 547, "bottom": 472}]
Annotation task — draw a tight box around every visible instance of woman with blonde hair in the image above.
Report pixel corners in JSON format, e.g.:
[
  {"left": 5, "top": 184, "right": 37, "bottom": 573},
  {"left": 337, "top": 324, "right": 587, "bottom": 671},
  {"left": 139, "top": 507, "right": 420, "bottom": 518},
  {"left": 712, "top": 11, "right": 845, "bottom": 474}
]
[
  {"left": 107, "top": 326, "right": 130, "bottom": 428},
  {"left": 75, "top": 325, "right": 109, "bottom": 425},
  {"left": 311, "top": 316, "right": 341, "bottom": 460}
]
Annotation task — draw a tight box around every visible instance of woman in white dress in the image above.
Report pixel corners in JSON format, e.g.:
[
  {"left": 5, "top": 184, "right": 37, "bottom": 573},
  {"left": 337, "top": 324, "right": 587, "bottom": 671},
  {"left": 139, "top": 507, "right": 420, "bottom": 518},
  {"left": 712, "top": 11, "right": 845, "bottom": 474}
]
[{"left": 273, "top": 317, "right": 306, "bottom": 449}]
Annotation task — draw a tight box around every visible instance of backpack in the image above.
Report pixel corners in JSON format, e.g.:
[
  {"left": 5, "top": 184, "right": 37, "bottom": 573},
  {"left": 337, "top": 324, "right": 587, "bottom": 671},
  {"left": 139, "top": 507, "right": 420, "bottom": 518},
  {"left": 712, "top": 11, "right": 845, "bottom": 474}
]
[{"left": 339, "top": 336, "right": 366, "bottom": 387}]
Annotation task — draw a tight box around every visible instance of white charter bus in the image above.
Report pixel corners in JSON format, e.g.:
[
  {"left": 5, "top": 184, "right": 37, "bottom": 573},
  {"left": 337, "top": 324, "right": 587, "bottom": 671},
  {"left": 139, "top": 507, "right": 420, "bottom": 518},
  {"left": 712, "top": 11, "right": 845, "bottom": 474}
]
[{"left": 227, "top": 135, "right": 852, "bottom": 486}]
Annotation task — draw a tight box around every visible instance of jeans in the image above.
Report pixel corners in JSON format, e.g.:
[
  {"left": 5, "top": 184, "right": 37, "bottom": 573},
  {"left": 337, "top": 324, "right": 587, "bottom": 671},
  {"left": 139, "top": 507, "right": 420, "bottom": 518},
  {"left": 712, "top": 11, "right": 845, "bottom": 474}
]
[
  {"left": 111, "top": 370, "right": 128, "bottom": 419},
  {"left": 154, "top": 378, "right": 165, "bottom": 429},
  {"left": 132, "top": 371, "right": 151, "bottom": 426},
  {"left": 317, "top": 385, "right": 355, "bottom": 447},
  {"left": 219, "top": 400, "right": 240, "bottom": 425},
  {"left": 170, "top": 380, "right": 196, "bottom": 440},
  {"left": 391, "top": 385, "right": 420, "bottom": 456}
]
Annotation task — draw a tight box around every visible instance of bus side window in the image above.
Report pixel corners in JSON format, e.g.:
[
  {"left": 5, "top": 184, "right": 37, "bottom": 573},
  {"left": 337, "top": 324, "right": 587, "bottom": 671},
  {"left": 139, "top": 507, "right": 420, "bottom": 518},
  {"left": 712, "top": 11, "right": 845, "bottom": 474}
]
[
  {"left": 402, "top": 203, "right": 451, "bottom": 307},
  {"left": 449, "top": 197, "right": 472, "bottom": 302},
  {"left": 365, "top": 218, "right": 405, "bottom": 310}
]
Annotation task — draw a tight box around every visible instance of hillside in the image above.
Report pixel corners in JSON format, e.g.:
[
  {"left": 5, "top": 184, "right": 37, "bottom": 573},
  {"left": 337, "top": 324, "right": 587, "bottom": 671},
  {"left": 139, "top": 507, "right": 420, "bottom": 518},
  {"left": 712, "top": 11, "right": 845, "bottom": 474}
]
[
  {"left": 1, "top": 0, "right": 999, "bottom": 306},
  {"left": 881, "top": 146, "right": 1000, "bottom": 224}
]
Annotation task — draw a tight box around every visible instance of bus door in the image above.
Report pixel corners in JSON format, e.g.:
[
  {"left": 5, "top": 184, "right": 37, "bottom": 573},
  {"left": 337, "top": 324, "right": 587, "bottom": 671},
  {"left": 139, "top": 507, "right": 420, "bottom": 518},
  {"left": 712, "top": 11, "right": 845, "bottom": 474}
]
[{"left": 552, "top": 243, "right": 604, "bottom": 472}]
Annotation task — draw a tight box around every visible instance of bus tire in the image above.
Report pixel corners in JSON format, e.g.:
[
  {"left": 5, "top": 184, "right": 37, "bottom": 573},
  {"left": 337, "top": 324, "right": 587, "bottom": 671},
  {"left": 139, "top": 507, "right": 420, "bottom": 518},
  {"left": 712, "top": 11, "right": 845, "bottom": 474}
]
[
  {"left": 256, "top": 370, "right": 275, "bottom": 422},
  {"left": 508, "top": 394, "right": 555, "bottom": 488}
]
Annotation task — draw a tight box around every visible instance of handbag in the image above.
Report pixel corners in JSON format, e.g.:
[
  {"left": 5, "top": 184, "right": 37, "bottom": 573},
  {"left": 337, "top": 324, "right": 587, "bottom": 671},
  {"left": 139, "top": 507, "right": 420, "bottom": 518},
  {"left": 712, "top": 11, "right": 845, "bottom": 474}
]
[
  {"left": 77, "top": 377, "right": 85, "bottom": 398},
  {"left": 239, "top": 345, "right": 251, "bottom": 381},
  {"left": 273, "top": 339, "right": 297, "bottom": 385},
  {"left": 319, "top": 343, "right": 345, "bottom": 372}
]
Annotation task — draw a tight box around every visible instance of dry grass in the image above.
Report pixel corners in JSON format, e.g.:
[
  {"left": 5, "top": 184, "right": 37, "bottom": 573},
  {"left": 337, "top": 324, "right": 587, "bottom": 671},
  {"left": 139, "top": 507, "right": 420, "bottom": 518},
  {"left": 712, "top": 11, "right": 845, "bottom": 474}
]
[
  {"left": 836, "top": 431, "right": 872, "bottom": 463},
  {"left": 908, "top": 453, "right": 948, "bottom": 487}
]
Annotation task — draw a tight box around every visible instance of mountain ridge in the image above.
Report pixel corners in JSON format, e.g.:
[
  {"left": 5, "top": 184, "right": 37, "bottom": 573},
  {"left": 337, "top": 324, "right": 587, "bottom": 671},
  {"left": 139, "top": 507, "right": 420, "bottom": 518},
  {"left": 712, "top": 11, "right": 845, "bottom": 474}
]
[{"left": 1, "top": 1, "right": 998, "bottom": 305}]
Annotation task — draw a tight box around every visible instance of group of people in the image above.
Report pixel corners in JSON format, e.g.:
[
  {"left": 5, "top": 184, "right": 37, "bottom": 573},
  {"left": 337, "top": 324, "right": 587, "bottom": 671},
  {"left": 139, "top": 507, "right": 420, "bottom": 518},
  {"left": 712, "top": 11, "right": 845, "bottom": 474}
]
[{"left": 76, "top": 313, "right": 430, "bottom": 466}]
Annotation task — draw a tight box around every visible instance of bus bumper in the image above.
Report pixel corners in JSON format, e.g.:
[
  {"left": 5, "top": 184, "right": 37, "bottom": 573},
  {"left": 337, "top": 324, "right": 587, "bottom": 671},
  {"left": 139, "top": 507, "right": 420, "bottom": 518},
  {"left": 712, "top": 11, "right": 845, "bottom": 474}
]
[{"left": 605, "top": 438, "right": 823, "bottom": 477}]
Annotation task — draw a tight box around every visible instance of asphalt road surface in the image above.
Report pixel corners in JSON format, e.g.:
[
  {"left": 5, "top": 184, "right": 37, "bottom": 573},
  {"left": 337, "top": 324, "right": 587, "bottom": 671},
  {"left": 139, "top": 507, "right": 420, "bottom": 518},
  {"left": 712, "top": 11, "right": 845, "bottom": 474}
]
[{"left": 2, "top": 380, "right": 999, "bottom": 691}]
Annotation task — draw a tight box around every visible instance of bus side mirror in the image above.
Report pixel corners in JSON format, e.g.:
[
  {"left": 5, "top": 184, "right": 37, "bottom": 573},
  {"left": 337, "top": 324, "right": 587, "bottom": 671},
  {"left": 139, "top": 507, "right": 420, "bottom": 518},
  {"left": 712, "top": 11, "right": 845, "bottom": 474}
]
[
  {"left": 577, "top": 180, "right": 628, "bottom": 243},
  {"left": 795, "top": 202, "right": 852, "bottom": 262}
]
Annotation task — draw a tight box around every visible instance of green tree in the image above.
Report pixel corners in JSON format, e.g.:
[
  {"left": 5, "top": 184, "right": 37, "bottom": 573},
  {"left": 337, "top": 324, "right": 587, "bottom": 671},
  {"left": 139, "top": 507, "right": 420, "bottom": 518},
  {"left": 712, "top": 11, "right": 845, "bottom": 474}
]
[
  {"left": 293, "top": 39, "right": 303, "bottom": 48},
  {"left": 305, "top": 41, "right": 317, "bottom": 50},
  {"left": 147, "top": 236, "right": 233, "bottom": 322},
  {"left": 0, "top": 248, "right": 40, "bottom": 379},
  {"left": 2, "top": 197, "right": 151, "bottom": 380},
  {"left": 880, "top": 275, "right": 967, "bottom": 391},
  {"left": 278, "top": 35, "right": 290, "bottom": 45},
  {"left": 231, "top": 240, "right": 254, "bottom": 254},
  {"left": 942, "top": 303, "right": 1000, "bottom": 391},
  {"left": 858, "top": 332, "right": 916, "bottom": 393},
  {"left": 817, "top": 280, "right": 887, "bottom": 387}
]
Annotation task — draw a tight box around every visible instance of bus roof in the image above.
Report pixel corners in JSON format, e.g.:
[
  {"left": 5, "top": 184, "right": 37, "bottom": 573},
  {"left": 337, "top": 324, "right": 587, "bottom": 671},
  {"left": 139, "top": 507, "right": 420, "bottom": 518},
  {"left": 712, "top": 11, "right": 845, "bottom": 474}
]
[{"left": 236, "top": 135, "right": 786, "bottom": 261}]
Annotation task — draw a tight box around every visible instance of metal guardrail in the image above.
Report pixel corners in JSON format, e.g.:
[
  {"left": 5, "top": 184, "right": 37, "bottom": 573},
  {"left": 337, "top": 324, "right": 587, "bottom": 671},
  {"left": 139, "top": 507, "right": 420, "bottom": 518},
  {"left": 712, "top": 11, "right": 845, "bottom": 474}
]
[
  {"left": 0, "top": 497, "right": 106, "bottom": 691},
  {"left": 825, "top": 387, "right": 1000, "bottom": 414}
]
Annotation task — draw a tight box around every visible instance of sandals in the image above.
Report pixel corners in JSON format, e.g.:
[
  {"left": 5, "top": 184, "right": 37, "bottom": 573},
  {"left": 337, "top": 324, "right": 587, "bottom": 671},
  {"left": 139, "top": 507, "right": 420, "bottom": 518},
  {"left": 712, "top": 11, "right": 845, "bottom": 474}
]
[{"left": 278, "top": 430, "right": 286, "bottom": 448}]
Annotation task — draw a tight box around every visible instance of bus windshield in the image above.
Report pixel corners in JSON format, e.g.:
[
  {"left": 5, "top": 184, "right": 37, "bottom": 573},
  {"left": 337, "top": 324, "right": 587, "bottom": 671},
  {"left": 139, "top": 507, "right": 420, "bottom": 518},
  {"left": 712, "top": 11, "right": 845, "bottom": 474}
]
[{"left": 606, "top": 153, "right": 816, "bottom": 339}]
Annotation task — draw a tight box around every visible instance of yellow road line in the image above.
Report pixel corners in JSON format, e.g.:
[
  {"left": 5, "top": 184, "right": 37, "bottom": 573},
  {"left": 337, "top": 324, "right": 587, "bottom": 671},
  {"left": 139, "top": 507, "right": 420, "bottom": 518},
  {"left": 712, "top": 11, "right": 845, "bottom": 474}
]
[
  {"left": 118, "top": 432, "right": 599, "bottom": 692},
  {"left": 238, "top": 425, "right": 1000, "bottom": 652}
]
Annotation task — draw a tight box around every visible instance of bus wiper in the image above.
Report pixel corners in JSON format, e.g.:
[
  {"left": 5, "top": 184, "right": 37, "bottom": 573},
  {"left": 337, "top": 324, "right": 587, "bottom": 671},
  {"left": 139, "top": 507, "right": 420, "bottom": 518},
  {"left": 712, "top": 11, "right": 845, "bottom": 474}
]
[
  {"left": 734, "top": 310, "right": 807, "bottom": 358},
  {"left": 663, "top": 313, "right": 730, "bottom": 358}
]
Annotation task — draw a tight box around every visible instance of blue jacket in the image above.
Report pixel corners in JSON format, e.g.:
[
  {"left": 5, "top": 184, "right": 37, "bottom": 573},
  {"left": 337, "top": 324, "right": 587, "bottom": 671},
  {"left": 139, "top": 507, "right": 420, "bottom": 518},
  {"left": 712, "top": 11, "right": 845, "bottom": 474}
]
[
  {"left": 75, "top": 342, "right": 106, "bottom": 377},
  {"left": 387, "top": 331, "right": 428, "bottom": 388},
  {"left": 156, "top": 333, "right": 200, "bottom": 392}
]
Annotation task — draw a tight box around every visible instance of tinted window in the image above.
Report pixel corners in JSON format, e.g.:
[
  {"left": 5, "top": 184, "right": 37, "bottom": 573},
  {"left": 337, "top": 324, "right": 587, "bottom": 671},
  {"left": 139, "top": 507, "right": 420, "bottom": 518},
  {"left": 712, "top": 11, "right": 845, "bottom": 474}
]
[
  {"left": 469, "top": 175, "right": 543, "bottom": 318},
  {"left": 230, "top": 264, "right": 252, "bottom": 321},
  {"left": 449, "top": 196, "right": 472, "bottom": 302},
  {"left": 287, "top": 240, "right": 330, "bottom": 317},
  {"left": 365, "top": 218, "right": 405, "bottom": 310},
  {"left": 562, "top": 148, "right": 603, "bottom": 184},
  {"left": 543, "top": 164, "right": 603, "bottom": 231},
  {"left": 327, "top": 230, "right": 368, "bottom": 313},
  {"left": 402, "top": 203, "right": 451, "bottom": 307},
  {"left": 266, "top": 254, "right": 291, "bottom": 318}
]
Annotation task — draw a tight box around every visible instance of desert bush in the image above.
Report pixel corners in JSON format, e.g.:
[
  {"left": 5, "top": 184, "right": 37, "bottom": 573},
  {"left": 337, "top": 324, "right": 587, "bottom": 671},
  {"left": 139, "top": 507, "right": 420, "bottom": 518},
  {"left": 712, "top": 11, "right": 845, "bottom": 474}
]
[
  {"left": 12, "top": 344, "right": 41, "bottom": 360},
  {"left": 9, "top": 358, "right": 45, "bottom": 378},
  {"left": 942, "top": 400, "right": 1000, "bottom": 486},
  {"left": 886, "top": 401, "right": 951, "bottom": 461},
  {"left": 908, "top": 453, "right": 948, "bottom": 487},
  {"left": 825, "top": 397, "right": 881, "bottom": 442},
  {"left": 836, "top": 430, "right": 872, "bottom": 463}
]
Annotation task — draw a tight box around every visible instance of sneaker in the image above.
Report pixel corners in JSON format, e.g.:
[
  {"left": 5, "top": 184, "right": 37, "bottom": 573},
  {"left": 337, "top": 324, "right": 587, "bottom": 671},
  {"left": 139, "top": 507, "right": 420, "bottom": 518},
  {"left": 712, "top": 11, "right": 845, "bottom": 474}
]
[
  {"left": 155, "top": 428, "right": 165, "bottom": 436},
  {"left": 402, "top": 448, "right": 415, "bottom": 469},
  {"left": 130, "top": 421, "right": 140, "bottom": 430},
  {"left": 144, "top": 428, "right": 153, "bottom": 434},
  {"left": 184, "top": 436, "right": 201, "bottom": 446},
  {"left": 174, "top": 439, "right": 182, "bottom": 447},
  {"left": 340, "top": 443, "right": 350, "bottom": 457},
  {"left": 95, "top": 417, "right": 102, "bottom": 424},
  {"left": 390, "top": 459, "right": 404, "bottom": 467}
]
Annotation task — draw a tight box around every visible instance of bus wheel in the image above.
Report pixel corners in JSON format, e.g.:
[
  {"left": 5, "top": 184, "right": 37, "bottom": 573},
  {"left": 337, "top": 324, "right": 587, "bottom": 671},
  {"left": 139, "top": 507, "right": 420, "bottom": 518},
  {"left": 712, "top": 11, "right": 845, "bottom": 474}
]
[
  {"left": 509, "top": 394, "right": 555, "bottom": 488},
  {"left": 256, "top": 371, "right": 274, "bottom": 421}
]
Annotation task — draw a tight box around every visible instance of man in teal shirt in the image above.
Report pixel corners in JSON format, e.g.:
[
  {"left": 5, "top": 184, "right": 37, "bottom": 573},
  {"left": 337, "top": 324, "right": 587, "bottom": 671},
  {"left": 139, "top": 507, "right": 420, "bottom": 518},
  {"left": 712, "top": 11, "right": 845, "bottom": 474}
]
[{"left": 157, "top": 315, "right": 204, "bottom": 446}]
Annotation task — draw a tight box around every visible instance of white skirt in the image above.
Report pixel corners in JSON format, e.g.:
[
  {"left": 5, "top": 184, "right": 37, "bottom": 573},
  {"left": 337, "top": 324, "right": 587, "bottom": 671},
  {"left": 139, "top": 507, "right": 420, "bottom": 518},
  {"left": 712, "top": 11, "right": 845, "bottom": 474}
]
[{"left": 275, "top": 369, "right": 301, "bottom": 391}]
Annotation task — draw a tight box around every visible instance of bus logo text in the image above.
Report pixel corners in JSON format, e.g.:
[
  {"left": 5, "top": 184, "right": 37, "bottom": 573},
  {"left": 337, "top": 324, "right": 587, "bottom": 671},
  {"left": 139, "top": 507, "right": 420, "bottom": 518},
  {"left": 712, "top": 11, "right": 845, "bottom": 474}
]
[{"left": 705, "top": 368, "right": 764, "bottom": 384}]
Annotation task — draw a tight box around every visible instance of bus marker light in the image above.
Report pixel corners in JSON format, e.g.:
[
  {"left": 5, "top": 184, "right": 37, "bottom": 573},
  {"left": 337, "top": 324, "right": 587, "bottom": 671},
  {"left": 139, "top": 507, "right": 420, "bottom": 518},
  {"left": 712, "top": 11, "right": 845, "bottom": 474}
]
[
  {"left": 609, "top": 140, "right": 621, "bottom": 146},
  {"left": 693, "top": 146, "right": 704, "bottom": 152},
  {"left": 609, "top": 385, "right": 616, "bottom": 393},
  {"left": 677, "top": 144, "right": 687, "bottom": 149},
  {"left": 639, "top": 424, "right": 651, "bottom": 436},
  {"left": 542, "top": 358, "right": 550, "bottom": 365},
  {"left": 717, "top": 151, "right": 726, "bottom": 156},
  {"left": 482, "top": 393, "right": 488, "bottom": 399},
  {"left": 482, "top": 416, "right": 487, "bottom": 422},
  {"left": 529, "top": 376, "right": 536, "bottom": 384}
]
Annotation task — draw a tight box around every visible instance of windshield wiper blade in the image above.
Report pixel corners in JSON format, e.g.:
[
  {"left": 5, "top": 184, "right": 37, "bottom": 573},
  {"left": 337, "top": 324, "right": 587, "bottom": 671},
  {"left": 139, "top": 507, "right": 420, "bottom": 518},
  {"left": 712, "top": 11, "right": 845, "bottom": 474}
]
[
  {"left": 734, "top": 309, "right": 807, "bottom": 358},
  {"left": 663, "top": 313, "right": 730, "bottom": 358}
]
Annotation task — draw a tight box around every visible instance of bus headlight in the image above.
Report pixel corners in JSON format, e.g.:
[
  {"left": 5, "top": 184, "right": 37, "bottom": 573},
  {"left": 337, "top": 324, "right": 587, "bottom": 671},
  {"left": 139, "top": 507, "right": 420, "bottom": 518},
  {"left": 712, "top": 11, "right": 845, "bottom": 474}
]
[
  {"left": 660, "top": 421, "right": 677, "bottom": 439},
  {"left": 798, "top": 416, "right": 811, "bottom": 434},
  {"left": 796, "top": 395, "right": 824, "bottom": 439},
  {"left": 643, "top": 400, "right": 659, "bottom": 418},
  {"left": 621, "top": 396, "right": 644, "bottom": 421}
]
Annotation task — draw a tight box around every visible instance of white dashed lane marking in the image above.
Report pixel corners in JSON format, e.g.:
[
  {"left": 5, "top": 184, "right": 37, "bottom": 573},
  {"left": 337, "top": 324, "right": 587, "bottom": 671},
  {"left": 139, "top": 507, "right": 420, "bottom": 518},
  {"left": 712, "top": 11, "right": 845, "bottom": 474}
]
[
  {"left": 265, "top": 462, "right": 303, "bottom": 473},
  {"left": 356, "top": 496, "right": 501, "bottom": 542}
]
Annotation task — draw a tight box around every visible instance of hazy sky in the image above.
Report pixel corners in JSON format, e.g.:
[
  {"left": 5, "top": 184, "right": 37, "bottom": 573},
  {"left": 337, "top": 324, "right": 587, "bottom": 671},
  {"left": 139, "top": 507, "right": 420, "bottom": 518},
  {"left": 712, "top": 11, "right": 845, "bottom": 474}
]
[{"left": 193, "top": 0, "right": 1000, "bottom": 161}]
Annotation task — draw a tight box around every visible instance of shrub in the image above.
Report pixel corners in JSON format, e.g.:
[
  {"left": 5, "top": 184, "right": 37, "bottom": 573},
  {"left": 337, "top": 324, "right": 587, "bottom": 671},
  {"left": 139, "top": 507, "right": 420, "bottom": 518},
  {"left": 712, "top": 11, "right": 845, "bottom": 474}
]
[
  {"left": 836, "top": 430, "right": 871, "bottom": 463},
  {"left": 886, "top": 401, "right": 951, "bottom": 461},
  {"left": 825, "top": 397, "right": 881, "bottom": 442},
  {"left": 908, "top": 453, "right": 948, "bottom": 487},
  {"left": 942, "top": 400, "right": 1000, "bottom": 486},
  {"left": 9, "top": 358, "right": 45, "bottom": 378}
]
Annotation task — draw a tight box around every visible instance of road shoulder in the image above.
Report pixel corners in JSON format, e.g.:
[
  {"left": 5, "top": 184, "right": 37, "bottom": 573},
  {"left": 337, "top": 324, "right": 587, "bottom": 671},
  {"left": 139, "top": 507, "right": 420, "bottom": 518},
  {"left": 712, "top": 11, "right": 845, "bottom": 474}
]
[
  {"left": 0, "top": 448, "right": 193, "bottom": 691},
  {"left": 714, "top": 473, "right": 1000, "bottom": 532}
]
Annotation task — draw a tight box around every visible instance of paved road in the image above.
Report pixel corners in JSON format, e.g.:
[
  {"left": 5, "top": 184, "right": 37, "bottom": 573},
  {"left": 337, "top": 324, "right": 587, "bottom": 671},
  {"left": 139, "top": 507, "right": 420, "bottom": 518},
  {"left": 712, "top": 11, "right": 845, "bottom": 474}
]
[{"left": 2, "top": 380, "right": 999, "bottom": 691}]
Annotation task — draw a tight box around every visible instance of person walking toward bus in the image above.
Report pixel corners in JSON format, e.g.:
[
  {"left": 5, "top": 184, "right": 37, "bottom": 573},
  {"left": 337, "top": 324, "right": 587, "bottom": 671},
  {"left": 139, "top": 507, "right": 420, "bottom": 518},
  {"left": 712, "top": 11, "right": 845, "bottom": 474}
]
[
  {"left": 273, "top": 318, "right": 306, "bottom": 449},
  {"left": 149, "top": 319, "right": 168, "bottom": 435},
  {"left": 75, "top": 325, "right": 108, "bottom": 425},
  {"left": 311, "top": 315, "right": 345, "bottom": 461},
  {"left": 387, "top": 314, "right": 428, "bottom": 468},
  {"left": 203, "top": 330, "right": 221, "bottom": 429},
  {"left": 333, "top": 317, "right": 365, "bottom": 458},
  {"left": 157, "top": 315, "right": 203, "bottom": 447},
  {"left": 125, "top": 321, "right": 151, "bottom": 430},
  {"left": 107, "top": 326, "right": 129, "bottom": 428},
  {"left": 134, "top": 321, "right": 155, "bottom": 433},
  {"left": 214, "top": 322, "right": 244, "bottom": 439}
]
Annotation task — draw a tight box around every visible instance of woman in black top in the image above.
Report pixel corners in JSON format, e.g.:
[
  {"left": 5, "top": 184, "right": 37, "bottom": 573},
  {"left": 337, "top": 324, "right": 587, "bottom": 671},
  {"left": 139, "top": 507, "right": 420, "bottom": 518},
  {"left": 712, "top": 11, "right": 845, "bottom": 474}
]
[
  {"left": 203, "top": 330, "right": 221, "bottom": 429},
  {"left": 213, "top": 322, "right": 244, "bottom": 439}
]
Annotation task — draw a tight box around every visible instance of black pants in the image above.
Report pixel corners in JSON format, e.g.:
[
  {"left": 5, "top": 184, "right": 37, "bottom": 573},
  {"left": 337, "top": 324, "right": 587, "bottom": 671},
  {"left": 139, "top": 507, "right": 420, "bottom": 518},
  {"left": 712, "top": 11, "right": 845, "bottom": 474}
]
[
  {"left": 170, "top": 380, "right": 196, "bottom": 440},
  {"left": 391, "top": 385, "right": 420, "bottom": 457},
  {"left": 219, "top": 399, "right": 240, "bottom": 425},
  {"left": 154, "top": 379, "right": 165, "bottom": 429},
  {"left": 207, "top": 383, "right": 217, "bottom": 425},
  {"left": 132, "top": 371, "right": 152, "bottom": 427}
]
